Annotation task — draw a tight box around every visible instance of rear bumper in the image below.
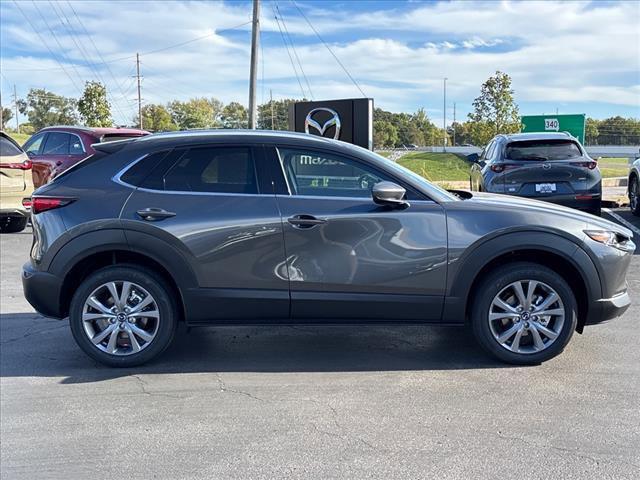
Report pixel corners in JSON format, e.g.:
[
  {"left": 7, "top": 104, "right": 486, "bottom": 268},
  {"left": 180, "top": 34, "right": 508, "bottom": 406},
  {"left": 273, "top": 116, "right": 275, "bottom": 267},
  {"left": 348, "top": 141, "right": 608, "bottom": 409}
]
[
  {"left": 585, "top": 290, "right": 631, "bottom": 326},
  {"left": 22, "top": 262, "right": 65, "bottom": 319},
  {"left": 0, "top": 208, "right": 29, "bottom": 218}
]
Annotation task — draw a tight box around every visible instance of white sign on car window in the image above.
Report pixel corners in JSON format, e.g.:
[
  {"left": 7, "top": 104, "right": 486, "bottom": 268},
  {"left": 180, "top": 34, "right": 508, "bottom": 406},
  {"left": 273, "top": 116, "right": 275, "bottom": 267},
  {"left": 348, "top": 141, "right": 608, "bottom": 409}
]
[{"left": 544, "top": 118, "right": 559, "bottom": 131}]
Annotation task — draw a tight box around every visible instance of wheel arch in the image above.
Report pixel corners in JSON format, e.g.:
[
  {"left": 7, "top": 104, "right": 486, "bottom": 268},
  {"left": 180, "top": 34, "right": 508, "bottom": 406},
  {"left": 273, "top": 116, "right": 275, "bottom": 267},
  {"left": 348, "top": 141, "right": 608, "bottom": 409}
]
[
  {"left": 443, "top": 231, "right": 601, "bottom": 333},
  {"left": 50, "top": 229, "right": 197, "bottom": 320}
]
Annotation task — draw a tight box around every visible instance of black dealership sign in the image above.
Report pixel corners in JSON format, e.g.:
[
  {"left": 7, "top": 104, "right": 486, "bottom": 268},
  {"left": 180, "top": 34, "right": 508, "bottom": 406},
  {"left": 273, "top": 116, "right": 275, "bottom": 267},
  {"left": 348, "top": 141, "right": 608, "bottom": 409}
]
[{"left": 289, "top": 98, "right": 374, "bottom": 150}]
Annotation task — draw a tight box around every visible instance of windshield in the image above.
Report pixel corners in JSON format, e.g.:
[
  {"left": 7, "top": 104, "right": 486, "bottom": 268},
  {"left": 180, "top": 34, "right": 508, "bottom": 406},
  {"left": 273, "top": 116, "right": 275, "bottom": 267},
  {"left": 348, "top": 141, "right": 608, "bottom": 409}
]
[{"left": 506, "top": 139, "right": 583, "bottom": 161}]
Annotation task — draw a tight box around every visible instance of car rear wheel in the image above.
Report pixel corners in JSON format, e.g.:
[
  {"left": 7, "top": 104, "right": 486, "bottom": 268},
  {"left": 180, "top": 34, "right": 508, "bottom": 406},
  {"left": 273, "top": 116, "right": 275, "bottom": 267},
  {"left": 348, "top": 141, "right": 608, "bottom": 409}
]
[
  {"left": 69, "top": 266, "right": 178, "bottom": 367},
  {"left": 630, "top": 176, "right": 640, "bottom": 216},
  {"left": 0, "top": 216, "right": 28, "bottom": 233},
  {"left": 471, "top": 262, "right": 577, "bottom": 365}
]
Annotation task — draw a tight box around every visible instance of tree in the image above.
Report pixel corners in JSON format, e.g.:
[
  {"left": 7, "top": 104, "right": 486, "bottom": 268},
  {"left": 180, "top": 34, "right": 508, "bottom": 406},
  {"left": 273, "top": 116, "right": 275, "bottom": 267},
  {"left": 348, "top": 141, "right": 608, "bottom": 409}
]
[
  {"left": 1, "top": 107, "right": 13, "bottom": 129},
  {"left": 168, "top": 97, "right": 222, "bottom": 129},
  {"left": 137, "top": 104, "right": 177, "bottom": 132},
  {"left": 221, "top": 102, "right": 248, "bottom": 129},
  {"left": 468, "top": 71, "right": 520, "bottom": 145},
  {"left": 17, "top": 88, "right": 78, "bottom": 130},
  {"left": 373, "top": 120, "right": 398, "bottom": 148},
  {"left": 585, "top": 117, "right": 599, "bottom": 145},
  {"left": 77, "top": 81, "right": 112, "bottom": 127},
  {"left": 257, "top": 98, "right": 297, "bottom": 130}
]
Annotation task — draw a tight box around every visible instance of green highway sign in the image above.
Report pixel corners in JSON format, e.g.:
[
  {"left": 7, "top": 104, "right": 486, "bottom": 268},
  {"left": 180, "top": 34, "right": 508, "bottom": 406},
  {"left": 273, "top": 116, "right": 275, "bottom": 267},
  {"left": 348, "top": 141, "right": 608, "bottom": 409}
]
[{"left": 521, "top": 114, "right": 586, "bottom": 143}]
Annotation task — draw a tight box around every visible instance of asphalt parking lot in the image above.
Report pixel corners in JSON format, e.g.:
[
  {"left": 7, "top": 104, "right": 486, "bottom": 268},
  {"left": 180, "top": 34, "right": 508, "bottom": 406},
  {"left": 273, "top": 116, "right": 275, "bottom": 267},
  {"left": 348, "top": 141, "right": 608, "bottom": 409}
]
[{"left": 1, "top": 212, "right": 639, "bottom": 479}]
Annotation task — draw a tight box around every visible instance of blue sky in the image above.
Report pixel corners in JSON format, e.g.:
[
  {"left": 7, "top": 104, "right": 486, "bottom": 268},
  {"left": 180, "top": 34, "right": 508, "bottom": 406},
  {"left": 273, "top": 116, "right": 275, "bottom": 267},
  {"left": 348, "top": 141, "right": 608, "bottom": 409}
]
[{"left": 1, "top": 0, "right": 639, "bottom": 126}]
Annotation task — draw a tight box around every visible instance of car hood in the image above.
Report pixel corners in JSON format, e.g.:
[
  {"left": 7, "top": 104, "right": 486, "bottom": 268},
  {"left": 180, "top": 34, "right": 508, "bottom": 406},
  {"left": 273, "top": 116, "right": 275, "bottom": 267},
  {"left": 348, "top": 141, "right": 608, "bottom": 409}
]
[{"left": 463, "top": 191, "right": 632, "bottom": 238}]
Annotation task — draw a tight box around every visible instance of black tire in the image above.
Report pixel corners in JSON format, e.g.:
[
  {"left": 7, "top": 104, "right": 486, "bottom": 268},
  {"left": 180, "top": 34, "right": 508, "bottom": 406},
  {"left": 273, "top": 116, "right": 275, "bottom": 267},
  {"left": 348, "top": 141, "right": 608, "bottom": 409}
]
[
  {"left": 470, "top": 262, "right": 578, "bottom": 365},
  {"left": 630, "top": 175, "right": 640, "bottom": 217},
  {"left": 0, "top": 216, "right": 28, "bottom": 233},
  {"left": 69, "top": 265, "right": 178, "bottom": 367}
]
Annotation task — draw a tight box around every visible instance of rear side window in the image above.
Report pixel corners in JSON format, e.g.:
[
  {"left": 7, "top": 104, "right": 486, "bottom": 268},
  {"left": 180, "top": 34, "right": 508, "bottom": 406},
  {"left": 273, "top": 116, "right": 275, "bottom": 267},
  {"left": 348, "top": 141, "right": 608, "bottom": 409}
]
[
  {"left": 42, "top": 132, "right": 70, "bottom": 155},
  {"left": 0, "top": 136, "right": 22, "bottom": 156},
  {"left": 162, "top": 147, "right": 257, "bottom": 194},
  {"left": 506, "top": 140, "right": 582, "bottom": 161},
  {"left": 120, "top": 151, "right": 172, "bottom": 187}
]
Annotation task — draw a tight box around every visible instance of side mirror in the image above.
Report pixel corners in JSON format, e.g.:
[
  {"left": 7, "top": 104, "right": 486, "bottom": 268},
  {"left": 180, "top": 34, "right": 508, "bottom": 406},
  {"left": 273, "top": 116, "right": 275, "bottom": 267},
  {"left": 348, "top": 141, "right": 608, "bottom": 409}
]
[
  {"left": 466, "top": 153, "right": 479, "bottom": 163},
  {"left": 372, "top": 182, "right": 409, "bottom": 208}
]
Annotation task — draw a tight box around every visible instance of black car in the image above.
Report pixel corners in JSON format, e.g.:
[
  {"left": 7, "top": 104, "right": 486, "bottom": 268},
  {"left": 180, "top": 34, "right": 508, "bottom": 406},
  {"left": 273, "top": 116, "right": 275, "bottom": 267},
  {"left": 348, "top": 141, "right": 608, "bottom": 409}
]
[
  {"left": 22, "top": 131, "right": 633, "bottom": 367},
  {"left": 469, "top": 132, "right": 602, "bottom": 215}
]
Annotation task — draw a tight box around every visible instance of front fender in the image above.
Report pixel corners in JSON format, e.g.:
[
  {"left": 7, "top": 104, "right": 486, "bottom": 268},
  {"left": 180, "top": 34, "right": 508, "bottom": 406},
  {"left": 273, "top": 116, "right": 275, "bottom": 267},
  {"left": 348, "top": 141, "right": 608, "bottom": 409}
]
[{"left": 442, "top": 230, "right": 602, "bottom": 324}]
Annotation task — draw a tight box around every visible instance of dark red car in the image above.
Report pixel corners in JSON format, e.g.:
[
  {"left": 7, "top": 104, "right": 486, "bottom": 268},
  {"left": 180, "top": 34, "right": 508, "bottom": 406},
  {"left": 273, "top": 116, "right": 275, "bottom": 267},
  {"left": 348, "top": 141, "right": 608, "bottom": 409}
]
[{"left": 22, "top": 126, "right": 150, "bottom": 187}]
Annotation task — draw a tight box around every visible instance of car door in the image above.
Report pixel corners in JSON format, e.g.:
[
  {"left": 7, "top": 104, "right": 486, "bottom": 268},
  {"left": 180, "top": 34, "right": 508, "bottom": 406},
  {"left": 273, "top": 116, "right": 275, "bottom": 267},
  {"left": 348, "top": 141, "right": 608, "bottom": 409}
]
[
  {"left": 22, "top": 132, "right": 47, "bottom": 187},
  {"left": 271, "top": 145, "right": 448, "bottom": 322},
  {"left": 120, "top": 144, "right": 289, "bottom": 322}
]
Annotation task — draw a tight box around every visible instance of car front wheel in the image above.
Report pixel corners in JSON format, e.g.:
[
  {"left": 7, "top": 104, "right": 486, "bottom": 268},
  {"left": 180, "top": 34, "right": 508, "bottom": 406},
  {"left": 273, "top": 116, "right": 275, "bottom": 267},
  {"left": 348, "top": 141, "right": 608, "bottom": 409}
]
[
  {"left": 69, "top": 265, "right": 178, "bottom": 367},
  {"left": 471, "top": 262, "right": 577, "bottom": 365}
]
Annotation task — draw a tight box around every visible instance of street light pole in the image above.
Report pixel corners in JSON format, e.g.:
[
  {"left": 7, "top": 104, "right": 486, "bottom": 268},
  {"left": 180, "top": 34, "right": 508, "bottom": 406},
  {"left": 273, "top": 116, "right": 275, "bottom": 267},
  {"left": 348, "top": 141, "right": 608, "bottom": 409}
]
[
  {"left": 443, "top": 77, "right": 447, "bottom": 151},
  {"left": 248, "top": 0, "right": 260, "bottom": 129}
]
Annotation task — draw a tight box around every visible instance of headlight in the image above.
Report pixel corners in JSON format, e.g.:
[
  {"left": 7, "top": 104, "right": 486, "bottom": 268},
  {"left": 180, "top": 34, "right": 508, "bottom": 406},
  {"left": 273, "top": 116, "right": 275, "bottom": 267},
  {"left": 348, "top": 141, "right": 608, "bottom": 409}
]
[{"left": 584, "top": 230, "right": 635, "bottom": 252}]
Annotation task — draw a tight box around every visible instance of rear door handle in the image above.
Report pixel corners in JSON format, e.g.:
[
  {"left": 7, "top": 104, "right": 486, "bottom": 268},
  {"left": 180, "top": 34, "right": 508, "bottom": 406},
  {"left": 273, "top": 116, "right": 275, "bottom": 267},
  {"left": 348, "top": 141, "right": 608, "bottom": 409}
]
[
  {"left": 288, "top": 214, "right": 327, "bottom": 229},
  {"left": 136, "top": 208, "right": 176, "bottom": 221}
]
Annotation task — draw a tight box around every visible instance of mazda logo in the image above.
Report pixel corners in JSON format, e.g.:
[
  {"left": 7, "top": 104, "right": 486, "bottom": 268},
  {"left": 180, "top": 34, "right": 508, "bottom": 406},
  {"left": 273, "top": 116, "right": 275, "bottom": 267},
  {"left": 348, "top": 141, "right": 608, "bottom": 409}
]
[
  {"left": 542, "top": 163, "right": 551, "bottom": 170},
  {"left": 304, "top": 107, "right": 341, "bottom": 140}
]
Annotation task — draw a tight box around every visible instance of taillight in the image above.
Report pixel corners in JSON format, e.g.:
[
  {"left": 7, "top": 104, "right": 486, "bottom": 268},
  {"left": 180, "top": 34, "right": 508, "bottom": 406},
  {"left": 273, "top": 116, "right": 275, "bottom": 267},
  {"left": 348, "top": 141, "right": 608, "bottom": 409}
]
[
  {"left": 31, "top": 197, "right": 75, "bottom": 214},
  {"left": 490, "top": 164, "right": 519, "bottom": 173},
  {"left": 570, "top": 161, "right": 597, "bottom": 170},
  {"left": 0, "top": 159, "right": 32, "bottom": 170},
  {"left": 22, "top": 198, "right": 32, "bottom": 209}
]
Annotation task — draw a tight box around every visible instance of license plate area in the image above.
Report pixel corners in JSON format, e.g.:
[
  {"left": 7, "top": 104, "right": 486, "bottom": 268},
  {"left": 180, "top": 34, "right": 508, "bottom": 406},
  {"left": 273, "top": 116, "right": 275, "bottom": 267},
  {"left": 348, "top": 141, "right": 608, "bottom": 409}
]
[{"left": 535, "top": 183, "right": 556, "bottom": 194}]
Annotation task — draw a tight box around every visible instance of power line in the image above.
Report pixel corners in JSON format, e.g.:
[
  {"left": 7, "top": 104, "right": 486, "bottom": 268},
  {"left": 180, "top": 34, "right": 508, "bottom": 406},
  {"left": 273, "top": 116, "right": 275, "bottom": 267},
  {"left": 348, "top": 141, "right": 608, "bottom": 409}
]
[
  {"left": 272, "top": 4, "right": 306, "bottom": 98},
  {"left": 11, "top": 0, "right": 82, "bottom": 92},
  {"left": 291, "top": 0, "right": 367, "bottom": 98},
  {"left": 2, "top": 20, "right": 253, "bottom": 72},
  {"left": 276, "top": 3, "right": 314, "bottom": 100}
]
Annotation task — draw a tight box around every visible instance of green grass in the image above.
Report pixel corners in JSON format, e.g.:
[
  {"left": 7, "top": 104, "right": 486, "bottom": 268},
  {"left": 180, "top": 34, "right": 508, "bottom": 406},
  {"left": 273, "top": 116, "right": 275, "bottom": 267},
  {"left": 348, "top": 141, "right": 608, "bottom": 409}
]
[
  {"left": 398, "top": 152, "right": 471, "bottom": 182},
  {"left": 5, "top": 132, "right": 31, "bottom": 146},
  {"left": 376, "top": 151, "right": 392, "bottom": 158},
  {"left": 597, "top": 157, "right": 631, "bottom": 178}
]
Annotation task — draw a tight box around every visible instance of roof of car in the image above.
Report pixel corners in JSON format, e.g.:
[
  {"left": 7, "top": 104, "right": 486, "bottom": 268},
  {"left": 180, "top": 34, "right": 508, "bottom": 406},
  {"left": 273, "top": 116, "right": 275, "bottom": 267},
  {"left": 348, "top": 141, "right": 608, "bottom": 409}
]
[
  {"left": 499, "top": 132, "right": 578, "bottom": 142},
  {"left": 39, "top": 126, "right": 149, "bottom": 136},
  {"left": 132, "top": 129, "right": 345, "bottom": 149}
]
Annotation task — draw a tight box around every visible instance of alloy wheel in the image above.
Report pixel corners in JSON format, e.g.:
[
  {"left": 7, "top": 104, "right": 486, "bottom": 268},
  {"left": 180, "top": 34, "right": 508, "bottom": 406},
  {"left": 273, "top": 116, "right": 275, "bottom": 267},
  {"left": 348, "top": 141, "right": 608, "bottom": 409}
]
[
  {"left": 488, "top": 280, "right": 565, "bottom": 354},
  {"left": 631, "top": 179, "right": 639, "bottom": 211},
  {"left": 81, "top": 281, "right": 160, "bottom": 356}
]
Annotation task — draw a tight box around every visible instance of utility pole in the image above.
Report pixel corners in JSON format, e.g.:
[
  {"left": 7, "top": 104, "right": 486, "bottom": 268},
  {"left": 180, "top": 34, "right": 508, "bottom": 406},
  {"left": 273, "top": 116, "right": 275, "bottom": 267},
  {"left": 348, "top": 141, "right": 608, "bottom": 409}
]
[
  {"left": 136, "top": 53, "right": 143, "bottom": 130},
  {"left": 453, "top": 102, "right": 456, "bottom": 146},
  {"left": 248, "top": 0, "right": 260, "bottom": 129},
  {"left": 270, "top": 89, "right": 274, "bottom": 130},
  {"left": 443, "top": 77, "right": 447, "bottom": 151},
  {"left": 13, "top": 85, "right": 19, "bottom": 133}
]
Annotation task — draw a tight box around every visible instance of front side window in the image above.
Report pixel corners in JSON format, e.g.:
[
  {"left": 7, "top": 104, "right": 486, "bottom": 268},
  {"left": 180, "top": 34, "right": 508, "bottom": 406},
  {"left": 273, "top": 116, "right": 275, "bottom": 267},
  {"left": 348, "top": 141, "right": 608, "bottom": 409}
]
[
  {"left": 506, "top": 140, "right": 583, "bottom": 161},
  {"left": 160, "top": 147, "right": 258, "bottom": 194},
  {"left": 279, "top": 148, "right": 394, "bottom": 198},
  {"left": 23, "top": 133, "right": 45, "bottom": 154},
  {"left": 42, "top": 132, "right": 70, "bottom": 155}
]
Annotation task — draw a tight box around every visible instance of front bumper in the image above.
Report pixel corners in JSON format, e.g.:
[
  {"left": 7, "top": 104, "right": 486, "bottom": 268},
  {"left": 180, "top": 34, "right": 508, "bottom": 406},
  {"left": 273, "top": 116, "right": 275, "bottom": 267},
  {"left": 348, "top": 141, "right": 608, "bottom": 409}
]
[
  {"left": 584, "top": 290, "right": 631, "bottom": 326},
  {"left": 22, "top": 262, "right": 65, "bottom": 319}
]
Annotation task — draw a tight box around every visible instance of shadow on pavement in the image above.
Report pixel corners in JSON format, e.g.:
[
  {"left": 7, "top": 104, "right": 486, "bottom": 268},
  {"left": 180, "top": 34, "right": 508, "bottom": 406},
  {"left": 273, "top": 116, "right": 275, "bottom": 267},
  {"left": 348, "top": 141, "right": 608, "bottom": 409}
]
[{"left": 0, "top": 313, "right": 512, "bottom": 383}]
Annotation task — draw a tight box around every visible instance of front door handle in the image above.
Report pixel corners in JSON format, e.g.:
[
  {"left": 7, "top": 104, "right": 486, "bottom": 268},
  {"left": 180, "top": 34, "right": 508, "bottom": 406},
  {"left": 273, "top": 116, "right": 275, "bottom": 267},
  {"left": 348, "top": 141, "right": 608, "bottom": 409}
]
[
  {"left": 136, "top": 208, "right": 176, "bottom": 221},
  {"left": 288, "top": 214, "right": 327, "bottom": 229}
]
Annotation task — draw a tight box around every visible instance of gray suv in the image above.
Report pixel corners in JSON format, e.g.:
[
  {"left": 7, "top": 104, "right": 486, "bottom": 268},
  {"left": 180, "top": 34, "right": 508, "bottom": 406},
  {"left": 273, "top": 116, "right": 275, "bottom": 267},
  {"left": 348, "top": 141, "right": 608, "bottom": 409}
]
[
  {"left": 470, "top": 132, "right": 602, "bottom": 215},
  {"left": 22, "top": 131, "right": 634, "bottom": 367}
]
